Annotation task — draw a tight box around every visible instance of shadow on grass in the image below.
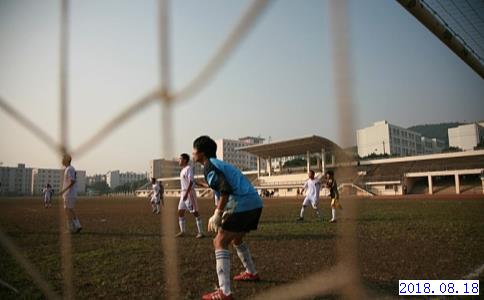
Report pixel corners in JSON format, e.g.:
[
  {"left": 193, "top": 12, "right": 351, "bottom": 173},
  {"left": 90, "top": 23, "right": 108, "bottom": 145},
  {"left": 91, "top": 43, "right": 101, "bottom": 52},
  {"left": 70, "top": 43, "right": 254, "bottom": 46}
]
[
  {"left": 357, "top": 215, "right": 409, "bottom": 223},
  {"left": 77, "top": 231, "right": 161, "bottom": 238},
  {"left": 5, "top": 230, "right": 161, "bottom": 239},
  {"left": 248, "top": 233, "right": 335, "bottom": 241},
  {"left": 363, "top": 280, "right": 396, "bottom": 297}
]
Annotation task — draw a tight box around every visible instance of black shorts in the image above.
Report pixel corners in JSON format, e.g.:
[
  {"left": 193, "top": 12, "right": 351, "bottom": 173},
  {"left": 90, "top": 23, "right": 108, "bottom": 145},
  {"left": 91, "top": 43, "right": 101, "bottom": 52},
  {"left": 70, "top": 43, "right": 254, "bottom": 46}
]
[{"left": 221, "top": 207, "right": 262, "bottom": 233}]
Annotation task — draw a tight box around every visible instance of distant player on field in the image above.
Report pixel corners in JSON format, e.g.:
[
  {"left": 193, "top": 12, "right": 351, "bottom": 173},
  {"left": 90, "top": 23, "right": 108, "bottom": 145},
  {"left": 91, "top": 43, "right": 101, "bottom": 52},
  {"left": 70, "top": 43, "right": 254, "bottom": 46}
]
[
  {"left": 159, "top": 181, "right": 164, "bottom": 207},
  {"left": 192, "top": 136, "right": 262, "bottom": 300},
  {"left": 60, "top": 154, "right": 81, "bottom": 233},
  {"left": 297, "top": 170, "right": 323, "bottom": 222},
  {"left": 326, "top": 170, "right": 342, "bottom": 223},
  {"left": 42, "top": 183, "right": 53, "bottom": 208},
  {"left": 148, "top": 177, "right": 162, "bottom": 214},
  {"left": 176, "top": 153, "right": 204, "bottom": 238}
]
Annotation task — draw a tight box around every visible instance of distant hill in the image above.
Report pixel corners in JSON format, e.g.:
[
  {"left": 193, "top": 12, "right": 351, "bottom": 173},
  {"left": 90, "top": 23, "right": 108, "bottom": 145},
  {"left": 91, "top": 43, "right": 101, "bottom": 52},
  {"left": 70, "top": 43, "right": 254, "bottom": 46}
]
[{"left": 407, "top": 122, "right": 463, "bottom": 145}]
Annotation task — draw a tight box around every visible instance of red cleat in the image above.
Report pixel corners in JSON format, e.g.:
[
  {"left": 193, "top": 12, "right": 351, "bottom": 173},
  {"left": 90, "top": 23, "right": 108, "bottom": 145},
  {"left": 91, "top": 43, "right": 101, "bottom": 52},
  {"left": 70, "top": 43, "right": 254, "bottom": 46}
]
[
  {"left": 201, "top": 289, "right": 233, "bottom": 300},
  {"left": 233, "top": 271, "right": 260, "bottom": 282}
]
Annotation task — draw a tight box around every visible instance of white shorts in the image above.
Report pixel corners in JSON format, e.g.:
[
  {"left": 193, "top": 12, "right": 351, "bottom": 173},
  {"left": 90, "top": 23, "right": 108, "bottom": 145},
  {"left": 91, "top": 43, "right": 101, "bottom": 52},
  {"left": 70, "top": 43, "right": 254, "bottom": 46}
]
[
  {"left": 150, "top": 196, "right": 161, "bottom": 204},
  {"left": 302, "top": 197, "right": 319, "bottom": 209},
  {"left": 44, "top": 196, "right": 51, "bottom": 203},
  {"left": 178, "top": 197, "right": 198, "bottom": 213},
  {"left": 63, "top": 197, "right": 76, "bottom": 209}
]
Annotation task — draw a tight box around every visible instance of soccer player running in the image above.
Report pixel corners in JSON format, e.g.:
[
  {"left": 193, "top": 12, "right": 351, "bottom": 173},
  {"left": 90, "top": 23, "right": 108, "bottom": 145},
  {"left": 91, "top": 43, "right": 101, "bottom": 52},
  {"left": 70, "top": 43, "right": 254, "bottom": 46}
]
[
  {"left": 42, "top": 183, "right": 53, "bottom": 208},
  {"left": 325, "top": 170, "right": 342, "bottom": 223},
  {"left": 297, "top": 170, "right": 323, "bottom": 222},
  {"left": 176, "top": 153, "right": 204, "bottom": 239},
  {"left": 59, "top": 154, "right": 81, "bottom": 233},
  {"left": 148, "top": 177, "right": 162, "bottom": 214},
  {"left": 192, "top": 136, "right": 262, "bottom": 300}
]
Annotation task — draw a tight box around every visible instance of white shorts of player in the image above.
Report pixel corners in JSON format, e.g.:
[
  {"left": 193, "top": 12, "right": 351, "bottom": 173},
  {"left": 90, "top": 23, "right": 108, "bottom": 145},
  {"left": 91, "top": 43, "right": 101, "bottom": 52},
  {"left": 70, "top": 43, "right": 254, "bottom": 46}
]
[
  {"left": 150, "top": 196, "right": 161, "bottom": 204},
  {"left": 178, "top": 197, "right": 198, "bottom": 213},
  {"left": 302, "top": 197, "right": 319, "bottom": 209},
  {"left": 63, "top": 197, "right": 76, "bottom": 209}
]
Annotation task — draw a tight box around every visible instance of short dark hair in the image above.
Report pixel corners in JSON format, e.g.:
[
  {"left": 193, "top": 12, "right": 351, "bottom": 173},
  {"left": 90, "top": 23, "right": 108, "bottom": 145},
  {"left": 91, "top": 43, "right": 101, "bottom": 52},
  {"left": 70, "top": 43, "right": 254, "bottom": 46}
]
[
  {"left": 308, "top": 170, "right": 315, "bottom": 175},
  {"left": 325, "top": 170, "right": 334, "bottom": 177},
  {"left": 151, "top": 177, "right": 156, "bottom": 183},
  {"left": 180, "top": 153, "right": 190, "bottom": 162},
  {"left": 193, "top": 135, "right": 217, "bottom": 158}
]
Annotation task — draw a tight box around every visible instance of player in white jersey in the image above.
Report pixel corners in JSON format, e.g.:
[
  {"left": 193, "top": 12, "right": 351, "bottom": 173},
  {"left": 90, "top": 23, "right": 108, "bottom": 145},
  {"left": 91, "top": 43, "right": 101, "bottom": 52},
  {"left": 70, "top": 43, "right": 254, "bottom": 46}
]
[
  {"left": 297, "top": 170, "right": 323, "bottom": 222},
  {"left": 60, "top": 154, "right": 82, "bottom": 233},
  {"left": 176, "top": 153, "right": 204, "bottom": 238},
  {"left": 148, "top": 177, "right": 163, "bottom": 214},
  {"left": 42, "top": 183, "right": 53, "bottom": 208}
]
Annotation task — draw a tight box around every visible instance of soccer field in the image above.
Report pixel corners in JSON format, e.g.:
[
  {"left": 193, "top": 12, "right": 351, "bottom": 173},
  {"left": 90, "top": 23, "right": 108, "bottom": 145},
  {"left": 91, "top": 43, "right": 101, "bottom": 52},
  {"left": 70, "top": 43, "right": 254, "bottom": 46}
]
[{"left": 1, "top": 196, "right": 483, "bottom": 299}]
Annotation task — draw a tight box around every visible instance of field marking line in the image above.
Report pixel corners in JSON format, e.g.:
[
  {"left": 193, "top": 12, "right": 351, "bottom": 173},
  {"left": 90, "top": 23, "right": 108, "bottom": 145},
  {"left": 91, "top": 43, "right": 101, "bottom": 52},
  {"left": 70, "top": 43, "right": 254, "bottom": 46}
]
[
  {"left": 463, "top": 263, "right": 484, "bottom": 279},
  {"left": 0, "top": 278, "right": 19, "bottom": 294}
]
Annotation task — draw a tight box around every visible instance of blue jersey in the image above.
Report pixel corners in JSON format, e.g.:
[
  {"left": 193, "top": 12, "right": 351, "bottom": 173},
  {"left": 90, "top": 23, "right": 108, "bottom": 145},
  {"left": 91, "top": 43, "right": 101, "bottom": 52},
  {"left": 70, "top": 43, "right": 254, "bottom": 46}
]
[{"left": 204, "top": 158, "right": 263, "bottom": 213}]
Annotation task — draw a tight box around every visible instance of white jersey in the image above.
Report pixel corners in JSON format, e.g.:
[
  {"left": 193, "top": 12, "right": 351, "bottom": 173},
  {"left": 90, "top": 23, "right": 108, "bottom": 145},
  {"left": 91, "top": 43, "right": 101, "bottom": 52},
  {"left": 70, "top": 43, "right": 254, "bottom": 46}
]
[
  {"left": 180, "top": 165, "right": 196, "bottom": 202},
  {"left": 151, "top": 183, "right": 161, "bottom": 202},
  {"left": 43, "top": 187, "right": 52, "bottom": 200},
  {"left": 63, "top": 165, "right": 77, "bottom": 199},
  {"left": 303, "top": 178, "right": 321, "bottom": 201}
]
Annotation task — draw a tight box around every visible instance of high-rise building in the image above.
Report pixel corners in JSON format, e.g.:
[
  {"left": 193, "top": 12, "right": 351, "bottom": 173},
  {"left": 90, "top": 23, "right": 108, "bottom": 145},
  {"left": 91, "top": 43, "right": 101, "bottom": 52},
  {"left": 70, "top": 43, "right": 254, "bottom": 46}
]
[
  {"left": 106, "top": 170, "right": 147, "bottom": 189},
  {"left": 32, "top": 168, "right": 86, "bottom": 195},
  {"left": 0, "top": 164, "right": 32, "bottom": 196},
  {"left": 448, "top": 122, "right": 484, "bottom": 151},
  {"left": 357, "top": 120, "right": 445, "bottom": 158},
  {"left": 0, "top": 163, "right": 86, "bottom": 196},
  {"left": 86, "top": 174, "right": 107, "bottom": 185},
  {"left": 149, "top": 159, "right": 181, "bottom": 179},
  {"left": 216, "top": 136, "right": 265, "bottom": 171}
]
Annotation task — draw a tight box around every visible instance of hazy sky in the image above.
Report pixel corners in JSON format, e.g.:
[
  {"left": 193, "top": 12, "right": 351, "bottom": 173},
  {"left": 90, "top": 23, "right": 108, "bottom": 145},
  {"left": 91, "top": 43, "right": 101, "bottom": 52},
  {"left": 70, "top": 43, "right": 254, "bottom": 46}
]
[{"left": 1, "top": 0, "right": 483, "bottom": 175}]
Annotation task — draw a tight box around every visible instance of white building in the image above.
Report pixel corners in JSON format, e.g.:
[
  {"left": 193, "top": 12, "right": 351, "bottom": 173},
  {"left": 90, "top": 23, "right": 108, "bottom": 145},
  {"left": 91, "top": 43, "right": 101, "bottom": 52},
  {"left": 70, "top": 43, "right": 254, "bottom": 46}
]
[
  {"left": 216, "top": 136, "right": 265, "bottom": 171},
  {"left": 0, "top": 163, "right": 86, "bottom": 196},
  {"left": 149, "top": 159, "right": 181, "bottom": 179},
  {"left": 0, "top": 164, "right": 32, "bottom": 196},
  {"left": 357, "top": 120, "right": 445, "bottom": 158},
  {"left": 448, "top": 122, "right": 484, "bottom": 151},
  {"left": 86, "top": 174, "right": 107, "bottom": 185},
  {"left": 31, "top": 168, "right": 62, "bottom": 195},
  {"left": 106, "top": 170, "right": 147, "bottom": 189},
  {"left": 420, "top": 136, "right": 446, "bottom": 154},
  {"left": 32, "top": 168, "right": 86, "bottom": 196}
]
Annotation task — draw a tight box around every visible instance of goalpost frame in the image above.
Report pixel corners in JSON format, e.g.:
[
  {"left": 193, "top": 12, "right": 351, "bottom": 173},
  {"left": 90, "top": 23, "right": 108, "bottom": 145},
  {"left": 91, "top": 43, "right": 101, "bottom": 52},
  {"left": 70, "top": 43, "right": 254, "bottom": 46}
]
[{"left": 397, "top": 0, "right": 484, "bottom": 79}]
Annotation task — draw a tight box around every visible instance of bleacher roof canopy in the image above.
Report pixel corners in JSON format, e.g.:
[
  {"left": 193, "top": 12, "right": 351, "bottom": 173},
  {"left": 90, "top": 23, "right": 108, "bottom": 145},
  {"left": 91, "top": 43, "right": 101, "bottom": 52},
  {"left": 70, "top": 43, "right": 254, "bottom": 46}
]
[{"left": 237, "top": 135, "right": 345, "bottom": 159}]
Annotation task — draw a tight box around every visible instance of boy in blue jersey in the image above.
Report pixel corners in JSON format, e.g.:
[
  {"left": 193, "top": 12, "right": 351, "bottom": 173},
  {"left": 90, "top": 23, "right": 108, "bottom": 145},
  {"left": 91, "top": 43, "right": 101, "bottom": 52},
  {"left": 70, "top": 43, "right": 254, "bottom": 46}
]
[{"left": 192, "top": 136, "right": 262, "bottom": 300}]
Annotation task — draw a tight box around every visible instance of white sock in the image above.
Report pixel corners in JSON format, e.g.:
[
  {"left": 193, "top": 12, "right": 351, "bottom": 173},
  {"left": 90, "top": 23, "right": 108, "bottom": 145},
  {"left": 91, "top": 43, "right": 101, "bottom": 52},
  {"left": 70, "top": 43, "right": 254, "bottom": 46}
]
[
  {"left": 195, "top": 217, "right": 203, "bottom": 234},
  {"left": 156, "top": 204, "right": 160, "bottom": 212},
  {"left": 314, "top": 208, "right": 321, "bottom": 219},
  {"left": 332, "top": 208, "right": 336, "bottom": 220},
  {"left": 300, "top": 207, "right": 305, "bottom": 218},
  {"left": 215, "top": 250, "right": 231, "bottom": 295},
  {"left": 178, "top": 217, "right": 186, "bottom": 233},
  {"left": 73, "top": 218, "right": 81, "bottom": 228},
  {"left": 235, "top": 243, "right": 257, "bottom": 275}
]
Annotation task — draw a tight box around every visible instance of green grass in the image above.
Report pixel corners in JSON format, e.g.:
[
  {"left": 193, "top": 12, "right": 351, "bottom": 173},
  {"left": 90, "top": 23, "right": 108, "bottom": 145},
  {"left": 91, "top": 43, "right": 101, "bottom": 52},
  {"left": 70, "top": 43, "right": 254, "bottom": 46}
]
[{"left": 0, "top": 196, "right": 483, "bottom": 299}]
